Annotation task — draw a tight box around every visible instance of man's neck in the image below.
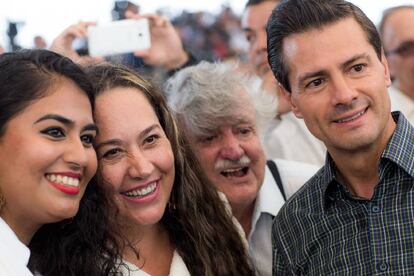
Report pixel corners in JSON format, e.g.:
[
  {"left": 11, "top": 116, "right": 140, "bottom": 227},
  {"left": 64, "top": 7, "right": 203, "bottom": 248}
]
[
  {"left": 333, "top": 152, "right": 380, "bottom": 199},
  {"left": 233, "top": 202, "right": 255, "bottom": 237},
  {"left": 328, "top": 117, "right": 396, "bottom": 199}
]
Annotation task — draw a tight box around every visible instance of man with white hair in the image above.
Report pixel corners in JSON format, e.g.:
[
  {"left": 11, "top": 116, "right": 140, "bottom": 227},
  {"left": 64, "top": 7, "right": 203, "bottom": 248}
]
[{"left": 165, "top": 61, "right": 318, "bottom": 276}]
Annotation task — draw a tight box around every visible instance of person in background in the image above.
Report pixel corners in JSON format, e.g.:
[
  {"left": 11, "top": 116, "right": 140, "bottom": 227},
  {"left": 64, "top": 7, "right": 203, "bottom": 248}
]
[
  {"left": 166, "top": 61, "right": 318, "bottom": 276},
  {"left": 379, "top": 5, "right": 414, "bottom": 124},
  {"left": 0, "top": 49, "right": 118, "bottom": 275},
  {"left": 33, "top": 35, "right": 47, "bottom": 49},
  {"left": 86, "top": 62, "right": 255, "bottom": 276},
  {"left": 267, "top": 0, "right": 414, "bottom": 274},
  {"left": 49, "top": 22, "right": 104, "bottom": 65},
  {"left": 241, "top": 0, "right": 326, "bottom": 166}
]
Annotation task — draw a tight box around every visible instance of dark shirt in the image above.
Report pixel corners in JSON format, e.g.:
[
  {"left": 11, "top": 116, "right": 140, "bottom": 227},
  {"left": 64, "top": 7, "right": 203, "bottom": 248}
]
[{"left": 272, "top": 112, "right": 414, "bottom": 275}]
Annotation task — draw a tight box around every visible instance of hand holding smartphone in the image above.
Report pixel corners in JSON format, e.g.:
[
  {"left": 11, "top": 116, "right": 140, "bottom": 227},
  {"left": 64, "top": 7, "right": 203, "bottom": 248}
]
[{"left": 88, "top": 19, "right": 151, "bottom": 57}]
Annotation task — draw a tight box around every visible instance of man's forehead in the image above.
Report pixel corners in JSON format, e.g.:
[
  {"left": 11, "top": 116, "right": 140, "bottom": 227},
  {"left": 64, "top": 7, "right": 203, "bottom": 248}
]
[
  {"left": 242, "top": 1, "right": 278, "bottom": 29},
  {"left": 198, "top": 116, "right": 256, "bottom": 135},
  {"left": 281, "top": 18, "right": 377, "bottom": 87},
  {"left": 383, "top": 8, "right": 414, "bottom": 48},
  {"left": 282, "top": 18, "right": 370, "bottom": 64}
]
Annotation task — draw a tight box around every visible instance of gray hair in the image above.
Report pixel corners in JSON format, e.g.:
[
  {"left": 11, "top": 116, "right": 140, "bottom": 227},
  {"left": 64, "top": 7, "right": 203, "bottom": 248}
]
[{"left": 165, "top": 61, "right": 277, "bottom": 140}]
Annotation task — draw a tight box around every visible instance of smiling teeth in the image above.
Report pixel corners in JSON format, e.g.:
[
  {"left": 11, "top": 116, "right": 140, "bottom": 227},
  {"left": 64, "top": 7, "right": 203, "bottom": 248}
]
[
  {"left": 221, "top": 167, "right": 248, "bottom": 177},
  {"left": 336, "top": 110, "right": 365, "bottom": 123},
  {"left": 46, "top": 174, "right": 80, "bottom": 187},
  {"left": 124, "top": 182, "right": 157, "bottom": 197},
  {"left": 223, "top": 168, "right": 242, "bottom": 173}
]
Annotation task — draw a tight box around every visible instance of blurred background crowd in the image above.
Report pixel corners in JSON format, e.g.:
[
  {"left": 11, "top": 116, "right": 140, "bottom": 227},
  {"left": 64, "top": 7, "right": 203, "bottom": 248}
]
[{"left": 0, "top": 0, "right": 411, "bottom": 60}]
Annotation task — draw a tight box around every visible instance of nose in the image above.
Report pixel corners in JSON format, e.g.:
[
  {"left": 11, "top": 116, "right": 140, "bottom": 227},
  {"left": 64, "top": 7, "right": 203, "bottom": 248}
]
[
  {"left": 219, "top": 133, "right": 244, "bottom": 160},
  {"left": 63, "top": 138, "right": 89, "bottom": 171},
  {"left": 330, "top": 73, "right": 358, "bottom": 106},
  {"left": 253, "top": 30, "right": 267, "bottom": 53},
  {"left": 127, "top": 148, "right": 154, "bottom": 179}
]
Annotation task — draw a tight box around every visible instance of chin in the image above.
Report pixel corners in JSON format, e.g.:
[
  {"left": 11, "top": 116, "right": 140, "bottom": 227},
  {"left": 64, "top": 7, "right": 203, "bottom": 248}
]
[
  {"left": 46, "top": 206, "right": 79, "bottom": 223},
  {"left": 131, "top": 208, "right": 166, "bottom": 227}
]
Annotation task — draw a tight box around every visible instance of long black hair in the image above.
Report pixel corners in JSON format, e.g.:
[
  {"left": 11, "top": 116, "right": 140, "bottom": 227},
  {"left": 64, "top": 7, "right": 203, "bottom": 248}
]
[{"left": 0, "top": 49, "right": 121, "bottom": 275}]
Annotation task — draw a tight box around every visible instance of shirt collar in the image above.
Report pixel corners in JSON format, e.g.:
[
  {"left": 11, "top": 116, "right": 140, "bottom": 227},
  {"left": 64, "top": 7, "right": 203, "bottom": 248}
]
[
  {"left": 0, "top": 217, "right": 31, "bottom": 267},
  {"left": 381, "top": 112, "right": 414, "bottom": 178},
  {"left": 253, "top": 166, "right": 285, "bottom": 219}
]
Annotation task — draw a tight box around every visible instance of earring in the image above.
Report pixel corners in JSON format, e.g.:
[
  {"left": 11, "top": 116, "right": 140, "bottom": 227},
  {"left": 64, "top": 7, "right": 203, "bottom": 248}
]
[
  {"left": 167, "top": 196, "right": 177, "bottom": 212},
  {"left": 0, "top": 188, "right": 5, "bottom": 210}
]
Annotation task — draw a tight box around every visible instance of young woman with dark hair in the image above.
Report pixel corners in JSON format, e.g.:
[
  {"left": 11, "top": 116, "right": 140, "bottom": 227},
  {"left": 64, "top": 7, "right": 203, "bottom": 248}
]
[{"left": 0, "top": 49, "right": 121, "bottom": 275}]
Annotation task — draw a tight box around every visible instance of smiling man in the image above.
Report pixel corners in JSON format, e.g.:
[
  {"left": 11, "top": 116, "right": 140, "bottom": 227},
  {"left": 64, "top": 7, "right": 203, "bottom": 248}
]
[{"left": 267, "top": 0, "right": 414, "bottom": 274}]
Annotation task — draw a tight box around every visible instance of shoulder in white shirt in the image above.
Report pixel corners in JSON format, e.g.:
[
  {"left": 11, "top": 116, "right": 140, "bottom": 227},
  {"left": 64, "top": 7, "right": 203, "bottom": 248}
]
[
  {"left": 389, "top": 85, "right": 414, "bottom": 125},
  {"left": 248, "top": 159, "right": 319, "bottom": 276},
  {"left": 263, "top": 112, "right": 326, "bottom": 167},
  {"left": 116, "top": 250, "right": 190, "bottom": 276},
  {"left": 0, "top": 217, "right": 33, "bottom": 276}
]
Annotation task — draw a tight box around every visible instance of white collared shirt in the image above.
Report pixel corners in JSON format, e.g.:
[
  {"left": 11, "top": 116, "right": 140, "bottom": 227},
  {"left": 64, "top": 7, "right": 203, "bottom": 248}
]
[
  {"left": 248, "top": 159, "right": 319, "bottom": 276},
  {"left": 263, "top": 112, "right": 326, "bottom": 167},
  {"left": 117, "top": 250, "right": 190, "bottom": 276},
  {"left": 0, "top": 217, "right": 33, "bottom": 276},
  {"left": 389, "top": 85, "right": 414, "bottom": 125}
]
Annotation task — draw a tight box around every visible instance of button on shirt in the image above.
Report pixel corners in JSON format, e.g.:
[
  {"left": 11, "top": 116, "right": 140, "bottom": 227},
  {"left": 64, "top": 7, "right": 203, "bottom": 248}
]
[
  {"left": 272, "top": 112, "right": 414, "bottom": 275},
  {"left": 0, "top": 217, "right": 33, "bottom": 276}
]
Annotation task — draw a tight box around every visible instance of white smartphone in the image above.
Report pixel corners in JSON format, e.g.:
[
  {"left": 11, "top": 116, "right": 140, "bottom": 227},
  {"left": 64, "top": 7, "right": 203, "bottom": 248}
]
[{"left": 88, "top": 19, "right": 151, "bottom": 57}]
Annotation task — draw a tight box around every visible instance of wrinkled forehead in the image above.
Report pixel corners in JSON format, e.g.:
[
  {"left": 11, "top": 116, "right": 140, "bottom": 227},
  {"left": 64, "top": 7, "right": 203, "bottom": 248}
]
[{"left": 193, "top": 107, "right": 257, "bottom": 137}]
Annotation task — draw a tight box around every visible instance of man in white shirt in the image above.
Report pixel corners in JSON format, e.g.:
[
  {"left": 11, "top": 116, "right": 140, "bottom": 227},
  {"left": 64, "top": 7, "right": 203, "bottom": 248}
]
[
  {"left": 379, "top": 5, "right": 414, "bottom": 124},
  {"left": 166, "top": 62, "right": 318, "bottom": 276}
]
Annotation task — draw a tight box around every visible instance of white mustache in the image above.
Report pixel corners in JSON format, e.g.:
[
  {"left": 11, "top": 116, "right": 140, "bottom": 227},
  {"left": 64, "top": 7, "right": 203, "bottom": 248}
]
[{"left": 215, "top": 155, "right": 251, "bottom": 171}]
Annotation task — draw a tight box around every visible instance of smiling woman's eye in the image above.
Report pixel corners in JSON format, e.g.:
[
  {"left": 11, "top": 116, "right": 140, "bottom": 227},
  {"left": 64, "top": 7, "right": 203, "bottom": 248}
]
[
  {"left": 101, "top": 148, "right": 123, "bottom": 160},
  {"left": 81, "top": 134, "right": 95, "bottom": 147},
  {"left": 144, "top": 134, "right": 160, "bottom": 145},
  {"left": 41, "top": 127, "right": 65, "bottom": 139}
]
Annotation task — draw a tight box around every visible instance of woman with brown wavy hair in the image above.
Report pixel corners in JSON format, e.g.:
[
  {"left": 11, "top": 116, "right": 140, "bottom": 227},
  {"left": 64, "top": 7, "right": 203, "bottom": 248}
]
[{"left": 86, "top": 62, "right": 254, "bottom": 276}]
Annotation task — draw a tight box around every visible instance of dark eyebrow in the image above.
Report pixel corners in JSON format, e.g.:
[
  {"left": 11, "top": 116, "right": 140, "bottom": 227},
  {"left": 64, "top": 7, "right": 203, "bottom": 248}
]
[
  {"left": 34, "top": 114, "right": 73, "bottom": 126},
  {"left": 83, "top": 124, "right": 98, "bottom": 134},
  {"left": 298, "top": 53, "right": 370, "bottom": 87},
  {"left": 35, "top": 114, "right": 97, "bottom": 133},
  {"left": 95, "top": 124, "right": 161, "bottom": 150},
  {"left": 298, "top": 70, "right": 327, "bottom": 87},
  {"left": 243, "top": 27, "right": 253, "bottom": 32},
  {"left": 340, "top": 53, "right": 369, "bottom": 70},
  {"left": 95, "top": 139, "right": 123, "bottom": 151},
  {"left": 139, "top": 124, "right": 161, "bottom": 141}
]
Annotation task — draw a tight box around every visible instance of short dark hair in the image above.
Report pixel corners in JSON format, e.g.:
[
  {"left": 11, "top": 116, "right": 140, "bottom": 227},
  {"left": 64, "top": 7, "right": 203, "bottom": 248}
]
[
  {"left": 378, "top": 5, "right": 414, "bottom": 42},
  {"left": 245, "top": 0, "right": 278, "bottom": 8},
  {"left": 0, "top": 49, "right": 94, "bottom": 136},
  {"left": 267, "top": 0, "right": 382, "bottom": 92}
]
